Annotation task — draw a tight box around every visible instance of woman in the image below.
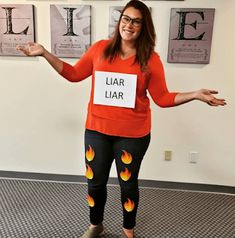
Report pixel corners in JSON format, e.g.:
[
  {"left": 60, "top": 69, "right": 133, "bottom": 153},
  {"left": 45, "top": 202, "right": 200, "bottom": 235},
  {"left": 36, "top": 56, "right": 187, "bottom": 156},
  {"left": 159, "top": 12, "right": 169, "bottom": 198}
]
[{"left": 17, "top": 1, "right": 226, "bottom": 237}]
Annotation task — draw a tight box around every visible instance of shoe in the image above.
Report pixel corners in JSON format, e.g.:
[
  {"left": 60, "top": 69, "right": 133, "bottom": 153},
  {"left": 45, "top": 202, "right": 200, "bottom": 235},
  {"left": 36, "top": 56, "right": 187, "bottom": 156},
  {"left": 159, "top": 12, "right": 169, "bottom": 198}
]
[{"left": 80, "top": 223, "right": 104, "bottom": 238}]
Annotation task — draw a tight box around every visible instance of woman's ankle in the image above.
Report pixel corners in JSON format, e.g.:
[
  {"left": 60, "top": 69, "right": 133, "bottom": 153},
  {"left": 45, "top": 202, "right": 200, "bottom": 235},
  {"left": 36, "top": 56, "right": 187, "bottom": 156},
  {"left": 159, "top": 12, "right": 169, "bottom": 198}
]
[
  {"left": 89, "top": 223, "right": 102, "bottom": 229},
  {"left": 123, "top": 228, "right": 134, "bottom": 238}
]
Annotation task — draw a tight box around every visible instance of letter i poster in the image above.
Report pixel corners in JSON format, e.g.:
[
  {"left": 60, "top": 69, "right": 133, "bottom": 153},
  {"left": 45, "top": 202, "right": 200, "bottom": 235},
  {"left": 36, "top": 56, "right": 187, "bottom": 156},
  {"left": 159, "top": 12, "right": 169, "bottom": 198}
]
[
  {"left": 109, "top": 6, "right": 123, "bottom": 38},
  {"left": 0, "top": 4, "right": 35, "bottom": 56},
  {"left": 167, "top": 8, "right": 215, "bottom": 64},
  {"left": 50, "top": 5, "right": 91, "bottom": 58}
]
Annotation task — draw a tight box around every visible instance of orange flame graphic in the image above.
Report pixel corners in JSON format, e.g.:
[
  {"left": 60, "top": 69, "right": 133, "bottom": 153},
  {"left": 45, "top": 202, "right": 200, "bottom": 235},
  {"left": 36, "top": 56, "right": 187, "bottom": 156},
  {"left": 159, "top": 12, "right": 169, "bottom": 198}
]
[
  {"left": 85, "top": 164, "right": 94, "bottom": 179},
  {"left": 121, "top": 150, "right": 132, "bottom": 164},
  {"left": 87, "top": 194, "right": 95, "bottom": 207},
  {"left": 120, "top": 168, "right": 131, "bottom": 181},
  {"left": 86, "top": 145, "right": 95, "bottom": 162},
  {"left": 124, "top": 198, "right": 135, "bottom": 212}
]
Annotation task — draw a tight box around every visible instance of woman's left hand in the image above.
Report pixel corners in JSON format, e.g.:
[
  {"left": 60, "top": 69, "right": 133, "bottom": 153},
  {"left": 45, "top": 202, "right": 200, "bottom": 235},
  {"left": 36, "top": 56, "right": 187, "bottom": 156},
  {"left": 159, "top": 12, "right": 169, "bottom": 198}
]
[{"left": 195, "top": 89, "right": 226, "bottom": 106}]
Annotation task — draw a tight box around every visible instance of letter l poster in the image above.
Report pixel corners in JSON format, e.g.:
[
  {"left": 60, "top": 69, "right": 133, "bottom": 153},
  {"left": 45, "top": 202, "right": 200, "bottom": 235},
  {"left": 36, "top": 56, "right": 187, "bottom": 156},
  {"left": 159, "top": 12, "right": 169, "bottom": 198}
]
[{"left": 0, "top": 4, "right": 35, "bottom": 56}]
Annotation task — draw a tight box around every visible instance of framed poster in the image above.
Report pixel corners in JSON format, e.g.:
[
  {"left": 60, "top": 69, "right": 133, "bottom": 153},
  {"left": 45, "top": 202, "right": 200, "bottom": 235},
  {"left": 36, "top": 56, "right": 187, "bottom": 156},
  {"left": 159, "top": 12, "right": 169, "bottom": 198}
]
[
  {"left": 50, "top": 5, "right": 91, "bottom": 58},
  {"left": 0, "top": 4, "right": 35, "bottom": 56},
  {"left": 109, "top": 6, "right": 123, "bottom": 38},
  {"left": 167, "top": 8, "right": 215, "bottom": 64}
]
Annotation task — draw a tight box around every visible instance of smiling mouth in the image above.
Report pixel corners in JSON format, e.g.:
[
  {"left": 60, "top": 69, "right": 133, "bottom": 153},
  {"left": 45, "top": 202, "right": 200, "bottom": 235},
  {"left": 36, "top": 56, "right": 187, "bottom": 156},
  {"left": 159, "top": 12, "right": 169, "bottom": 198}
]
[{"left": 123, "top": 29, "right": 134, "bottom": 34}]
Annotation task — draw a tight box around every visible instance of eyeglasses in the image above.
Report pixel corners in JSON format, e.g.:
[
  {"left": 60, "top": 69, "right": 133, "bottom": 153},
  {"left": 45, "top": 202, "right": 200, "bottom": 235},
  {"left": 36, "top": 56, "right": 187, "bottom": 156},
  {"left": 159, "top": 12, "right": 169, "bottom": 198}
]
[{"left": 121, "top": 15, "right": 142, "bottom": 28}]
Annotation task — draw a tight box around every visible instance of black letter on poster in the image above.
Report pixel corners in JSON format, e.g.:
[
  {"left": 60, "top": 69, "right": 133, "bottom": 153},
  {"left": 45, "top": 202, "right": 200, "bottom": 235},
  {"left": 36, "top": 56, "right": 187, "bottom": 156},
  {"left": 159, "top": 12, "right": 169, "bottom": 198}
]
[
  {"left": 63, "top": 8, "right": 78, "bottom": 36},
  {"left": 3, "top": 7, "right": 29, "bottom": 35},
  {"left": 173, "top": 11, "right": 205, "bottom": 40}
]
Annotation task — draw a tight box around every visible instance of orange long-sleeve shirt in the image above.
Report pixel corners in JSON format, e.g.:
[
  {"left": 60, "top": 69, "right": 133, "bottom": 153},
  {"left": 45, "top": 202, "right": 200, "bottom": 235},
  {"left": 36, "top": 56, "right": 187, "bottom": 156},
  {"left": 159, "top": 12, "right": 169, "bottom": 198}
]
[{"left": 60, "top": 40, "right": 178, "bottom": 137}]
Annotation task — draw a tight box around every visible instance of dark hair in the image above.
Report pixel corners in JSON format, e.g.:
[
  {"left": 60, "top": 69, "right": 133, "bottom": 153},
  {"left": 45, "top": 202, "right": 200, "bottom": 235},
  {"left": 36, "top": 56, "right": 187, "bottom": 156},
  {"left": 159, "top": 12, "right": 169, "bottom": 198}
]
[{"left": 103, "top": 0, "right": 156, "bottom": 71}]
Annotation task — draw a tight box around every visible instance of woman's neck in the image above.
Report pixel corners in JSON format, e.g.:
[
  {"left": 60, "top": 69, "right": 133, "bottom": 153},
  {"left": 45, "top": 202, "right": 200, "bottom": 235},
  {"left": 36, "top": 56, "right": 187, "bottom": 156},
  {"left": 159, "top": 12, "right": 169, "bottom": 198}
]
[{"left": 120, "top": 41, "right": 136, "bottom": 59}]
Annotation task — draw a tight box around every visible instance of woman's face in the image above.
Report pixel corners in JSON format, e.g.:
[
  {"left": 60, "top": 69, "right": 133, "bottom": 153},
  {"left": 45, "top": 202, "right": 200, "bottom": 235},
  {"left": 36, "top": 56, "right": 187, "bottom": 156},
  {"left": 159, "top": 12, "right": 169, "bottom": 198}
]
[{"left": 119, "top": 7, "right": 143, "bottom": 44}]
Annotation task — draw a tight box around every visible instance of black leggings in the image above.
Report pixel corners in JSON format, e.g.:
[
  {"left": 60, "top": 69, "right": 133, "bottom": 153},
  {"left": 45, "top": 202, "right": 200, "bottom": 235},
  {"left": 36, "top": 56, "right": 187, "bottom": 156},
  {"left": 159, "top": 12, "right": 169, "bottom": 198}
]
[{"left": 84, "top": 129, "right": 150, "bottom": 229}]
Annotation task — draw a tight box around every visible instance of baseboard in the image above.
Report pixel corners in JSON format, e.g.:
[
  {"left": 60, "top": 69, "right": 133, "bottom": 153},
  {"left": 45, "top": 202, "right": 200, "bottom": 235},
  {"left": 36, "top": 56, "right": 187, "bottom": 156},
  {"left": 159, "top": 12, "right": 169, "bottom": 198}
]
[{"left": 0, "top": 170, "right": 234, "bottom": 194}]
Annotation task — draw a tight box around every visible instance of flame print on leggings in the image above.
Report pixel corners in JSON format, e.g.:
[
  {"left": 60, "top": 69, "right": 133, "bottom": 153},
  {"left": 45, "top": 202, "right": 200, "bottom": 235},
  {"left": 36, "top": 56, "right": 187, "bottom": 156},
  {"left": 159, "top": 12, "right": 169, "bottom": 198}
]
[
  {"left": 87, "top": 194, "right": 95, "bottom": 207},
  {"left": 120, "top": 167, "right": 131, "bottom": 181},
  {"left": 124, "top": 198, "right": 135, "bottom": 212},
  {"left": 85, "top": 164, "right": 94, "bottom": 179},
  {"left": 86, "top": 145, "right": 95, "bottom": 162},
  {"left": 121, "top": 150, "right": 132, "bottom": 164}
]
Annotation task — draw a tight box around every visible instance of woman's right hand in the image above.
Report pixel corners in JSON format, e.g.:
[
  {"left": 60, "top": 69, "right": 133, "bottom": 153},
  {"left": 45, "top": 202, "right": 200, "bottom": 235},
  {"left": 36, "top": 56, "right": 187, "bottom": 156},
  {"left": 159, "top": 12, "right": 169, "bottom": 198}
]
[
  {"left": 17, "top": 42, "right": 45, "bottom": 56},
  {"left": 17, "top": 42, "right": 64, "bottom": 73}
]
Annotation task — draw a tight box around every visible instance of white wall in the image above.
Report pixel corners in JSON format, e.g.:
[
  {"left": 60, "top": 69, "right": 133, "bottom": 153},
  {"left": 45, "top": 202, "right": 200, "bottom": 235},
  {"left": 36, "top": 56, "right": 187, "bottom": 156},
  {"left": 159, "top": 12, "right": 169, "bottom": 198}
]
[{"left": 1, "top": 0, "right": 234, "bottom": 187}]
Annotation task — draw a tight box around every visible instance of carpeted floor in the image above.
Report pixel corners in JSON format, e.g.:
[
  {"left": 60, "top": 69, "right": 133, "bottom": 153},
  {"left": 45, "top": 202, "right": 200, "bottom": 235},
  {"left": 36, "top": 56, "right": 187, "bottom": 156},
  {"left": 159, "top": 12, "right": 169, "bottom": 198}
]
[{"left": 0, "top": 178, "right": 234, "bottom": 238}]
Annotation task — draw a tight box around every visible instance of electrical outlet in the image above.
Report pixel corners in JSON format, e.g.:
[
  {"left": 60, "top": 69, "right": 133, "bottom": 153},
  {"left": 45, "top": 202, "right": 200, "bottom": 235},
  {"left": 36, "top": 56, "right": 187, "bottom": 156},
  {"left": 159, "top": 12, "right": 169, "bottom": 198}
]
[
  {"left": 164, "top": 150, "right": 172, "bottom": 161},
  {"left": 189, "top": 151, "right": 199, "bottom": 163}
]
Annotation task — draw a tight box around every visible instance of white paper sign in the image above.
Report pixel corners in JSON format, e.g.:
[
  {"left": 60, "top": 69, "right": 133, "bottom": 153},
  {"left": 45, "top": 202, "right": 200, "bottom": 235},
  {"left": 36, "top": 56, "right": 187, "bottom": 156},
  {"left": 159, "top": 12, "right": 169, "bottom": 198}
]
[{"left": 94, "top": 71, "right": 137, "bottom": 108}]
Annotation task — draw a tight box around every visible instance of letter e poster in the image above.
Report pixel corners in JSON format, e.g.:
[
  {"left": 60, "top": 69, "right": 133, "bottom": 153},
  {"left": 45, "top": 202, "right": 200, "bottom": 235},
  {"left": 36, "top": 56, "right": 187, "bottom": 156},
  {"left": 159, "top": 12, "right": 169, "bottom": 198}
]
[{"left": 168, "top": 8, "right": 215, "bottom": 64}]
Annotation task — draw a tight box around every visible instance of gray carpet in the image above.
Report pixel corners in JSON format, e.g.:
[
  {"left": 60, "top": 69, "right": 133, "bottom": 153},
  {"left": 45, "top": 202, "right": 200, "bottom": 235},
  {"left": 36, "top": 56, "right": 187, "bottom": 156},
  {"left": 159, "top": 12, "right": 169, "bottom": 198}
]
[{"left": 0, "top": 178, "right": 234, "bottom": 238}]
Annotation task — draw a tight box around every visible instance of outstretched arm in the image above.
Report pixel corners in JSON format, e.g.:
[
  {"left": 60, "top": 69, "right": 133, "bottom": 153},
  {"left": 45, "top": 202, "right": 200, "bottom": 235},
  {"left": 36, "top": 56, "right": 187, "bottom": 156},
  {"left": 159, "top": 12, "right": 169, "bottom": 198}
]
[
  {"left": 148, "top": 54, "right": 226, "bottom": 107},
  {"left": 17, "top": 42, "right": 63, "bottom": 73},
  {"left": 174, "top": 89, "right": 226, "bottom": 106}
]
